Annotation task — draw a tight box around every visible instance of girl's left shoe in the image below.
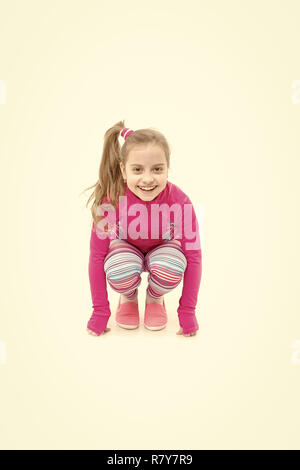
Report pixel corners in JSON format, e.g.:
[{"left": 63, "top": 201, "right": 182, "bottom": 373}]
[{"left": 144, "top": 298, "right": 168, "bottom": 330}]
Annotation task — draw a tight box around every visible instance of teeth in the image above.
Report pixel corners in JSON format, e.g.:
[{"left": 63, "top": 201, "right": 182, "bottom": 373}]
[{"left": 139, "top": 186, "right": 156, "bottom": 191}]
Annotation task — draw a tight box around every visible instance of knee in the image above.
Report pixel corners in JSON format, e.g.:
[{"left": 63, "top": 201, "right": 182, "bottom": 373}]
[
  {"left": 147, "top": 250, "right": 187, "bottom": 280},
  {"left": 105, "top": 257, "right": 143, "bottom": 282}
]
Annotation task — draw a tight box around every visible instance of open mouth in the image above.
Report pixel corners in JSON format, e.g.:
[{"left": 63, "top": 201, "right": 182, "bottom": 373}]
[{"left": 138, "top": 186, "right": 158, "bottom": 193}]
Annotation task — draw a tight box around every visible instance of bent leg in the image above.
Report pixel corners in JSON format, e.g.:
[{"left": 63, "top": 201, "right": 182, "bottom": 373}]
[
  {"left": 144, "top": 239, "right": 187, "bottom": 298},
  {"left": 104, "top": 239, "right": 144, "bottom": 299}
]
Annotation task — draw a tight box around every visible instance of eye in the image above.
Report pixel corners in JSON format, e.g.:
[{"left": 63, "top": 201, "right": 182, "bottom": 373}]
[{"left": 132, "top": 167, "right": 163, "bottom": 172}]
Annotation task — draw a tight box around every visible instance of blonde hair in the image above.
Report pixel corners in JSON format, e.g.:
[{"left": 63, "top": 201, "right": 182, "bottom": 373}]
[{"left": 82, "top": 120, "right": 171, "bottom": 231}]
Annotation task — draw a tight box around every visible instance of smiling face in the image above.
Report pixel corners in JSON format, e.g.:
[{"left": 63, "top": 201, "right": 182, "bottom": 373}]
[{"left": 120, "top": 144, "right": 169, "bottom": 201}]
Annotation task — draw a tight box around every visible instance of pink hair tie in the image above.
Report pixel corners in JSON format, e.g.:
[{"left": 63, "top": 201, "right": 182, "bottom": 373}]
[{"left": 121, "top": 127, "right": 134, "bottom": 140}]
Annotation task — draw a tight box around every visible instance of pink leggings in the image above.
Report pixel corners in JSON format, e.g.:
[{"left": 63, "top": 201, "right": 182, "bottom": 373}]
[{"left": 103, "top": 239, "right": 187, "bottom": 299}]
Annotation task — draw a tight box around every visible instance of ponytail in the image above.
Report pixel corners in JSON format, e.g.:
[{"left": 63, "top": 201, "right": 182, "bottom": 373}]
[{"left": 82, "top": 120, "right": 125, "bottom": 231}]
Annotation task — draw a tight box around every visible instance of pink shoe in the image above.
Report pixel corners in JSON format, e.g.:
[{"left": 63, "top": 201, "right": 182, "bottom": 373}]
[
  {"left": 144, "top": 298, "right": 167, "bottom": 331},
  {"left": 116, "top": 297, "right": 139, "bottom": 329}
]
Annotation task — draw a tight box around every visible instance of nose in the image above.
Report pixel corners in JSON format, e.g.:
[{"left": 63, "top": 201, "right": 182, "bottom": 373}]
[{"left": 141, "top": 172, "right": 155, "bottom": 185}]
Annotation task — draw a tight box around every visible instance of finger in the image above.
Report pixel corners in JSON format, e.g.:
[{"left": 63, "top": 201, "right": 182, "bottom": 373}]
[
  {"left": 98, "top": 328, "right": 110, "bottom": 336},
  {"left": 87, "top": 328, "right": 97, "bottom": 336},
  {"left": 87, "top": 328, "right": 108, "bottom": 336}
]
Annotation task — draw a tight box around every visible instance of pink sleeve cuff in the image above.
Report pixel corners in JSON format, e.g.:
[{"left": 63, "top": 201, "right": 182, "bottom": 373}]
[
  {"left": 178, "top": 313, "right": 199, "bottom": 334},
  {"left": 87, "top": 312, "right": 110, "bottom": 335}
]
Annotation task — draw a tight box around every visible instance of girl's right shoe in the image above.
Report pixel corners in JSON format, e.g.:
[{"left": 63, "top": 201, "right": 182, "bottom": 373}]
[{"left": 116, "top": 296, "right": 140, "bottom": 329}]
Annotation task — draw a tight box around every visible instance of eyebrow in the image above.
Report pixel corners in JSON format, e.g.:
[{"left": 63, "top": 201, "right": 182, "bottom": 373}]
[{"left": 129, "top": 163, "right": 165, "bottom": 167}]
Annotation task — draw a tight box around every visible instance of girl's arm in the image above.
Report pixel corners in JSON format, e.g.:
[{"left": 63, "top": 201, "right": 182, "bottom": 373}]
[
  {"left": 87, "top": 222, "right": 111, "bottom": 334},
  {"left": 176, "top": 195, "right": 202, "bottom": 334},
  {"left": 177, "top": 249, "right": 202, "bottom": 334}
]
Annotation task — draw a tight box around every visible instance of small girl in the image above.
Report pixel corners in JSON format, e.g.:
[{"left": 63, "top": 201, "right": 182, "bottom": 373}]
[{"left": 84, "top": 121, "right": 202, "bottom": 338}]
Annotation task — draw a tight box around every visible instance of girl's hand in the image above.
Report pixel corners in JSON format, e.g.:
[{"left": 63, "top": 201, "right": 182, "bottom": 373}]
[
  {"left": 87, "top": 327, "right": 111, "bottom": 336},
  {"left": 176, "top": 327, "right": 197, "bottom": 337}
]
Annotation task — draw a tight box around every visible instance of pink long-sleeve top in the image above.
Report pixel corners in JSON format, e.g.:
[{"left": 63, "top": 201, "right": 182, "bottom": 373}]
[{"left": 88, "top": 180, "right": 202, "bottom": 335}]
